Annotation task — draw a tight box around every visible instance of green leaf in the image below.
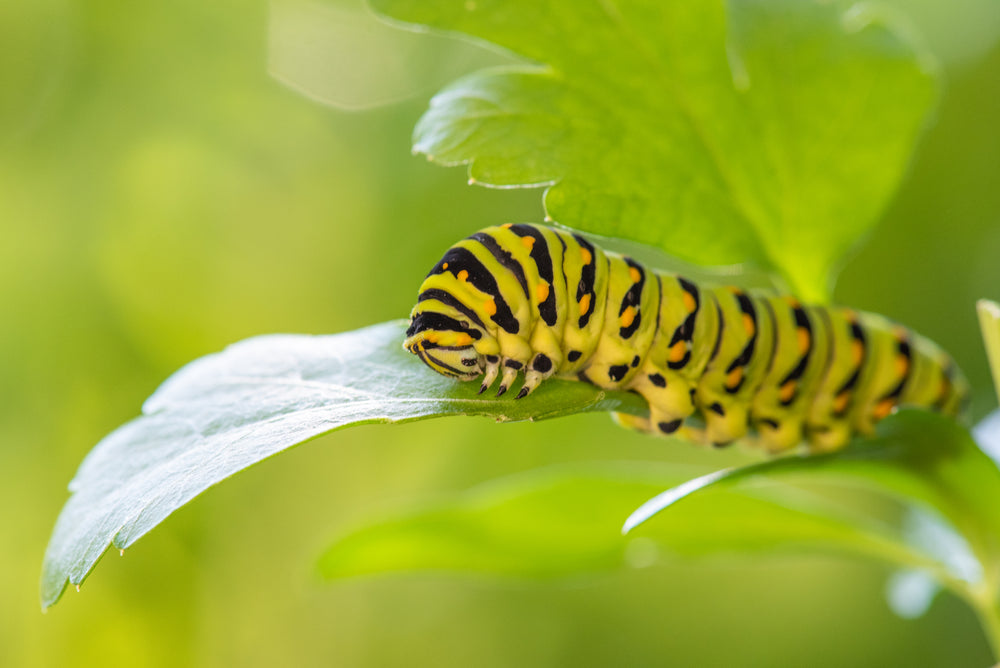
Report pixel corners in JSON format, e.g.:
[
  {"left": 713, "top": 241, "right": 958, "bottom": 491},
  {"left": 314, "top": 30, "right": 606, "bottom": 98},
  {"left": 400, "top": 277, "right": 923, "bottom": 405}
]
[
  {"left": 372, "top": 0, "right": 939, "bottom": 300},
  {"left": 624, "top": 410, "right": 1000, "bottom": 648},
  {"left": 40, "top": 320, "right": 645, "bottom": 608},
  {"left": 317, "top": 461, "right": 948, "bottom": 581},
  {"left": 625, "top": 412, "right": 1000, "bottom": 559},
  {"left": 317, "top": 414, "right": 1000, "bottom": 647}
]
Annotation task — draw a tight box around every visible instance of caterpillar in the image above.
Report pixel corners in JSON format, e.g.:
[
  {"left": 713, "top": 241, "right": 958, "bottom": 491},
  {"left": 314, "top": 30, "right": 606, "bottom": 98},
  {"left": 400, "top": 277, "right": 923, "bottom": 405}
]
[{"left": 404, "top": 224, "right": 969, "bottom": 453}]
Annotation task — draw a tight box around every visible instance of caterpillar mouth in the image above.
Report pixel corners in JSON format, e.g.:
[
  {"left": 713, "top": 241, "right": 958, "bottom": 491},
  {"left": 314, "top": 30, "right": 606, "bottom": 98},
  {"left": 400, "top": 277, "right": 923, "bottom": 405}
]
[{"left": 405, "top": 336, "right": 482, "bottom": 380}]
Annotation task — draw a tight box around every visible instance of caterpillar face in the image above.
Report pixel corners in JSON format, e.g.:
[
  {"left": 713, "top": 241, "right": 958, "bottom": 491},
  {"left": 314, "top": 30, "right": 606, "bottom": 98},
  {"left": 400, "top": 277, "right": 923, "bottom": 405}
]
[
  {"left": 406, "top": 223, "right": 969, "bottom": 453},
  {"left": 405, "top": 302, "right": 486, "bottom": 381}
]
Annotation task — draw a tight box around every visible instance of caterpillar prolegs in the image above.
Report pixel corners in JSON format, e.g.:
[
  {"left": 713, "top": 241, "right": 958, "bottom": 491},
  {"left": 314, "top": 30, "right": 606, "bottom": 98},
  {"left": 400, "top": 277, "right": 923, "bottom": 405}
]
[{"left": 404, "top": 224, "right": 969, "bottom": 453}]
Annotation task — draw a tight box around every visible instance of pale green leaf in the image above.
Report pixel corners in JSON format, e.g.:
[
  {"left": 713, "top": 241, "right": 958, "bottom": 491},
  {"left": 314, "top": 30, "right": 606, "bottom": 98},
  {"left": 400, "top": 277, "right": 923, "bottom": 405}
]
[{"left": 40, "top": 321, "right": 644, "bottom": 608}]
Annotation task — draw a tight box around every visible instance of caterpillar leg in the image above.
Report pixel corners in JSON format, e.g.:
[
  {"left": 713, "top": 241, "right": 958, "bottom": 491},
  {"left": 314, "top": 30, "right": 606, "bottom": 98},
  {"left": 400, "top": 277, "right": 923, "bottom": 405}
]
[
  {"left": 613, "top": 412, "right": 653, "bottom": 433},
  {"left": 749, "top": 416, "right": 807, "bottom": 454},
  {"left": 516, "top": 352, "right": 559, "bottom": 399},
  {"left": 478, "top": 355, "right": 501, "bottom": 394},
  {"left": 613, "top": 373, "right": 699, "bottom": 438},
  {"left": 613, "top": 412, "right": 705, "bottom": 442},
  {"left": 699, "top": 401, "right": 751, "bottom": 448},
  {"left": 806, "top": 425, "right": 852, "bottom": 453},
  {"left": 495, "top": 361, "right": 522, "bottom": 397},
  {"left": 515, "top": 324, "right": 565, "bottom": 399}
]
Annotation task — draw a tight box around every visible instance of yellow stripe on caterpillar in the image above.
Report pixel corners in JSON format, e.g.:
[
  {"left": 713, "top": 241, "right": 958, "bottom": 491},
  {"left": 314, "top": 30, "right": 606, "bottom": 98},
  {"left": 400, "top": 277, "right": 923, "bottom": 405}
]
[{"left": 404, "top": 224, "right": 970, "bottom": 454}]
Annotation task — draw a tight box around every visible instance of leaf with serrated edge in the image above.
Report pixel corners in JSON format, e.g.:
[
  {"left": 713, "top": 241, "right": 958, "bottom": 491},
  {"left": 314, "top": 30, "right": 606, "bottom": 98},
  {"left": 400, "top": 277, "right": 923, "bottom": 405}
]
[
  {"left": 40, "top": 320, "right": 645, "bottom": 608},
  {"left": 372, "top": 0, "right": 938, "bottom": 300}
]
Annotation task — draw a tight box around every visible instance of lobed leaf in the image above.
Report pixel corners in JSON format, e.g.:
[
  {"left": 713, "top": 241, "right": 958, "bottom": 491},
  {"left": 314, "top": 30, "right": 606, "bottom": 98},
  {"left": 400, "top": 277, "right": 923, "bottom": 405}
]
[
  {"left": 40, "top": 320, "right": 645, "bottom": 608},
  {"left": 372, "top": 0, "right": 939, "bottom": 300}
]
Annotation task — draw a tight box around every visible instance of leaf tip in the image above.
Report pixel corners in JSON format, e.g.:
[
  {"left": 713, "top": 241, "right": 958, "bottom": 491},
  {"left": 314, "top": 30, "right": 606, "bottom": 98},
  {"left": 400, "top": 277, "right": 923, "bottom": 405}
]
[{"left": 622, "top": 496, "right": 663, "bottom": 534}]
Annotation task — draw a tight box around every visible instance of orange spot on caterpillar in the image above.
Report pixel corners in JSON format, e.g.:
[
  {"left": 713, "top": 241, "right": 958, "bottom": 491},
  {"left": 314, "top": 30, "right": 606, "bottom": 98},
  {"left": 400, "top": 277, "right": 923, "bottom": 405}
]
[
  {"left": 779, "top": 381, "right": 796, "bottom": 403},
  {"left": 797, "top": 327, "right": 811, "bottom": 355},
  {"left": 580, "top": 247, "right": 592, "bottom": 265},
  {"left": 484, "top": 298, "right": 497, "bottom": 316},
  {"left": 442, "top": 262, "right": 449, "bottom": 270},
  {"left": 742, "top": 313, "right": 755, "bottom": 337},
  {"left": 833, "top": 392, "right": 850, "bottom": 414},
  {"left": 536, "top": 282, "right": 550, "bottom": 303},
  {"left": 682, "top": 290, "right": 696, "bottom": 313},
  {"left": 457, "top": 269, "right": 469, "bottom": 282},
  {"left": 873, "top": 398, "right": 895, "bottom": 420},
  {"left": 895, "top": 353, "right": 910, "bottom": 378},
  {"left": 521, "top": 236, "right": 535, "bottom": 250},
  {"left": 578, "top": 293, "right": 591, "bottom": 316},
  {"left": 668, "top": 340, "right": 686, "bottom": 363},
  {"left": 629, "top": 266, "right": 641, "bottom": 283},
  {"left": 851, "top": 339, "right": 864, "bottom": 366},
  {"left": 620, "top": 306, "right": 636, "bottom": 328},
  {"left": 726, "top": 366, "right": 743, "bottom": 389},
  {"left": 453, "top": 333, "right": 473, "bottom": 346},
  {"left": 501, "top": 223, "right": 512, "bottom": 229}
]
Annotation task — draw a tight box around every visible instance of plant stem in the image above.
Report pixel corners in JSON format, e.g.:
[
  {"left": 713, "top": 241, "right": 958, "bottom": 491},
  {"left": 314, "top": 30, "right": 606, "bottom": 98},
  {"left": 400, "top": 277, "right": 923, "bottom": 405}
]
[{"left": 969, "top": 592, "right": 1000, "bottom": 662}]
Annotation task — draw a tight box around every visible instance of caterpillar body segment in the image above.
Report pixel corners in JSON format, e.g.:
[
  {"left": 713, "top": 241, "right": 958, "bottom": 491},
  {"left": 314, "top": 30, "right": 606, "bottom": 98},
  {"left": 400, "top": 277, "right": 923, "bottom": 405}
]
[{"left": 404, "top": 224, "right": 970, "bottom": 453}]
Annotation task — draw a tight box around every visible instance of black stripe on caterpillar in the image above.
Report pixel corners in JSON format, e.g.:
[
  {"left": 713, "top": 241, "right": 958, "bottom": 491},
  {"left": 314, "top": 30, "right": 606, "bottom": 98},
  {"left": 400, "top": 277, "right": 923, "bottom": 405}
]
[{"left": 404, "top": 224, "right": 969, "bottom": 453}]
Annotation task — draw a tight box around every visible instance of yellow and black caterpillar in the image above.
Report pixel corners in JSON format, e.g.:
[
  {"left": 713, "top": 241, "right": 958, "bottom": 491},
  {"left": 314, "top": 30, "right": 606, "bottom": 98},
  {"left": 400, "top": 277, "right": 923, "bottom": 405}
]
[{"left": 404, "top": 224, "right": 969, "bottom": 452}]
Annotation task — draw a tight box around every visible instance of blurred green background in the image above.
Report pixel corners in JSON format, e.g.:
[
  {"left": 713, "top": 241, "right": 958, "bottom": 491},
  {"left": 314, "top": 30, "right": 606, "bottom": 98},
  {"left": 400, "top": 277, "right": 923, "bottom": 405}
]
[{"left": 3, "top": 0, "right": 1000, "bottom": 665}]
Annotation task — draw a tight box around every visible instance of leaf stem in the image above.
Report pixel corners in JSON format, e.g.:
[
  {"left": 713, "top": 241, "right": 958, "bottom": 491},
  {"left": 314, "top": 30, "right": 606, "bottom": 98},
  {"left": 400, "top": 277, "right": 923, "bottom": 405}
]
[{"left": 976, "top": 299, "right": 1000, "bottom": 405}]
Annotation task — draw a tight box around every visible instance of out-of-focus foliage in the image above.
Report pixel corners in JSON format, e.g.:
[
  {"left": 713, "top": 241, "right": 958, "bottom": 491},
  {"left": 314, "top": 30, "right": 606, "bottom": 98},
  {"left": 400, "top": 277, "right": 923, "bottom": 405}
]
[
  {"left": 318, "top": 458, "right": 951, "bottom": 580},
  {"left": 4, "top": 0, "right": 1000, "bottom": 666},
  {"left": 318, "top": 411, "right": 1000, "bottom": 648},
  {"left": 268, "top": 0, "right": 510, "bottom": 110},
  {"left": 878, "top": 0, "right": 1000, "bottom": 67}
]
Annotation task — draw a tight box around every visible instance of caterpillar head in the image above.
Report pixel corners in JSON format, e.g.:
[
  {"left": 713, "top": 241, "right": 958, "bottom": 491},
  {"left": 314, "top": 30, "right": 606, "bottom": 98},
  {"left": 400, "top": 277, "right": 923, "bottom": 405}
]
[{"left": 404, "top": 304, "right": 485, "bottom": 381}]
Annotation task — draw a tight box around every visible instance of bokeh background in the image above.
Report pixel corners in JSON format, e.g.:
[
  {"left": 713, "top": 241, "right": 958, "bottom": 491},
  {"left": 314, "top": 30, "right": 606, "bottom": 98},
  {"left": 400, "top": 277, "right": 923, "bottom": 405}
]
[{"left": 3, "top": 0, "right": 1000, "bottom": 665}]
